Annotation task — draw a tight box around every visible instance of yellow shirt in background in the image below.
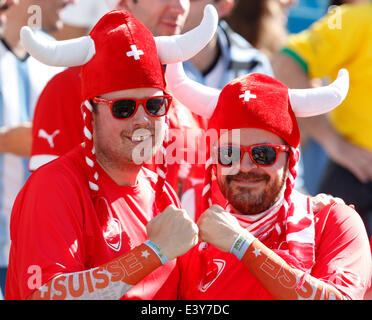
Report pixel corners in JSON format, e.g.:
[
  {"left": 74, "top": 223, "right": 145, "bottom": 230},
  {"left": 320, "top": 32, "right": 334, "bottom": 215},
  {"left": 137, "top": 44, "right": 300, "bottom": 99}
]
[{"left": 283, "top": 3, "right": 372, "bottom": 151}]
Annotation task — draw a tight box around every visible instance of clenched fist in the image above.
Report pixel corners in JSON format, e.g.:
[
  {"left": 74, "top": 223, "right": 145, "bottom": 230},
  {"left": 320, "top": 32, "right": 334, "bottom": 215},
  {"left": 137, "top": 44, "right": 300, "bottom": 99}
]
[
  {"left": 147, "top": 205, "right": 199, "bottom": 261},
  {"left": 198, "top": 204, "right": 247, "bottom": 252}
]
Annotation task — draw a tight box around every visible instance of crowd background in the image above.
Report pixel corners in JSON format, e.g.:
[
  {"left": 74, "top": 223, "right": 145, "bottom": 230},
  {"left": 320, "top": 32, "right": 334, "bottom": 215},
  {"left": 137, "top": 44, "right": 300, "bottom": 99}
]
[{"left": 0, "top": 0, "right": 371, "bottom": 300}]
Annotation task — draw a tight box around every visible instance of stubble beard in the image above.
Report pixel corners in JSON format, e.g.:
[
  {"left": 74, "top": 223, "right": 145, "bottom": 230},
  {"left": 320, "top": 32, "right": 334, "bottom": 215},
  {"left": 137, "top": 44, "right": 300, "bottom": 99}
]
[{"left": 219, "top": 169, "right": 288, "bottom": 215}]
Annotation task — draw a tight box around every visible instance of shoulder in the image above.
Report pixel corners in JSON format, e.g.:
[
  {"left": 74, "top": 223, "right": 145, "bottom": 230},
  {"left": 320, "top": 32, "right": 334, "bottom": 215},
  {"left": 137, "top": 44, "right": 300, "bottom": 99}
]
[
  {"left": 314, "top": 203, "right": 369, "bottom": 247},
  {"left": 312, "top": 203, "right": 371, "bottom": 299},
  {"left": 316, "top": 203, "right": 365, "bottom": 230},
  {"left": 40, "top": 66, "right": 81, "bottom": 96},
  {"left": 26, "top": 147, "right": 87, "bottom": 192},
  {"left": 337, "top": 3, "right": 372, "bottom": 18},
  {"left": 10, "top": 147, "right": 90, "bottom": 242}
]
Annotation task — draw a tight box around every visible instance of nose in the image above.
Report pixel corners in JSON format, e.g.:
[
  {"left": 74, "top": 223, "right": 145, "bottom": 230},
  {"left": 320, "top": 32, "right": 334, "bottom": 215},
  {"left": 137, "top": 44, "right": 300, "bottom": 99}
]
[
  {"left": 3, "top": 0, "right": 16, "bottom": 7},
  {"left": 130, "top": 104, "right": 151, "bottom": 128},
  {"left": 238, "top": 151, "right": 258, "bottom": 173},
  {"left": 169, "top": 0, "right": 189, "bottom": 15}
]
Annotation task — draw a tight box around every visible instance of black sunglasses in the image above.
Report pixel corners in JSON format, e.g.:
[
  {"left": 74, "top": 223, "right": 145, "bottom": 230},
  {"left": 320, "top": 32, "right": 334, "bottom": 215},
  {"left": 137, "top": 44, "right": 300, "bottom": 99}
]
[
  {"left": 92, "top": 94, "right": 172, "bottom": 119},
  {"left": 217, "top": 144, "right": 290, "bottom": 167}
]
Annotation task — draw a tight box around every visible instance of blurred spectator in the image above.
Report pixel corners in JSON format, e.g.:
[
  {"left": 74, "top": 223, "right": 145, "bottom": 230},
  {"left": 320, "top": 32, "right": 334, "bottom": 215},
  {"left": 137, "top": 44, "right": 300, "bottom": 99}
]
[
  {"left": 182, "top": 0, "right": 273, "bottom": 89},
  {"left": 272, "top": 2, "right": 372, "bottom": 237},
  {"left": 0, "top": 0, "right": 67, "bottom": 296},
  {"left": 225, "top": 0, "right": 297, "bottom": 60},
  {"left": 0, "top": 0, "right": 18, "bottom": 303},
  {"left": 51, "top": 0, "right": 111, "bottom": 40},
  {"left": 0, "top": 0, "right": 18, "bottom": 27},
  {"left": 299, "top": 0, "right": 371, "bottom": 196}
]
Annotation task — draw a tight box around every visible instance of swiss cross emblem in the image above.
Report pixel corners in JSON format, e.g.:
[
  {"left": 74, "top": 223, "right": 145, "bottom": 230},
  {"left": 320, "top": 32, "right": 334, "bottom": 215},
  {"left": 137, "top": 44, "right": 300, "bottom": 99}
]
[
  {"left": 239, "top": 90, "right": 256, "bottom": 102},
  {"left": 126, "top": 45, "right": 144, "bottom": 60}
]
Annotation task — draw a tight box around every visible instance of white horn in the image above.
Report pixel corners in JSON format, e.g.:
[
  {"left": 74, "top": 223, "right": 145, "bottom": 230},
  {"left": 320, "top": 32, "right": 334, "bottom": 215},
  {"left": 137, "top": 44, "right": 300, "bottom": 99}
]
[
  {"left": 155, "top": 4, "right": 218, "bottom": 64},
  {"left": 166, "top": 62, "right": 220, "bottom": 119},
  {"left": 289, "top": 69, "right": 349, "bottom": 117},
  {"left": 20, "top": 26, "right": 96, "bottom": 67}
]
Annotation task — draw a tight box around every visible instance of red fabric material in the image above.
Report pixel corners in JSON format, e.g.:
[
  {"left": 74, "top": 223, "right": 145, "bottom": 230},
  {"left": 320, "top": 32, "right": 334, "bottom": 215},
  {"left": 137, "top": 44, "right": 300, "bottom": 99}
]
[
  {"left": 82, "top": 10, "right": 166, "bottom": 101},
  {"left": 178, "top": 204, "right": 372, "bottom": 300},
  {"left": 30, "top": 67, "right": 84, "bottom": 168},
  {"left": 208, "top": 73, "right": 300, "bottom": 148},
  {"left": 6, "top": 146, "right": 181, "bottom": 300}
]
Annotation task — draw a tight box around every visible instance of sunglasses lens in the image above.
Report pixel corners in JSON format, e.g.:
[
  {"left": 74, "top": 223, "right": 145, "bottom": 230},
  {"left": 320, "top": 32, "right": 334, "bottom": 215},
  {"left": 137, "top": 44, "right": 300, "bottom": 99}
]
[
  {"left": 146, "top": 97, "right": 169, "bottom": 116},
  {"left": 251, "top": 146, "right": 277, "bottom": 165},
  {"left": 218, "top": 146, "right": 241, "bottom": 166},
  {"left": 112, "top": 100, "right": 136, "bottom": 119}
]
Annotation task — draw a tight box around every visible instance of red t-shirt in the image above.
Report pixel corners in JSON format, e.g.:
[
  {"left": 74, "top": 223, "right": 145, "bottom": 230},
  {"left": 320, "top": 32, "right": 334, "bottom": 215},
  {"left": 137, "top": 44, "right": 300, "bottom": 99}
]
[
  {"left": 178, "top": 204, "right": 372, "bottom": 300},
  {"left": 6, "top": 146, "right": 181, "bottom": 300},
  {"left": 29, "top": 67, "right": 84, "bottom": 171}
]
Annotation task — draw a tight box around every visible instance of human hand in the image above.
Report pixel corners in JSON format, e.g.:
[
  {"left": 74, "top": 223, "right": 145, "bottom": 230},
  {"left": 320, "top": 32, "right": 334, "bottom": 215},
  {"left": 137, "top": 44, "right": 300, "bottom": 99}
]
[
  {"left": 312, "top": 193, "right": 355, "bottom": 212},
  {"left": 197, "top": 204, "right": 247, "bottom": 252},
  {"left": 146, "top": 205, "right": 199, "bottom": 261}
]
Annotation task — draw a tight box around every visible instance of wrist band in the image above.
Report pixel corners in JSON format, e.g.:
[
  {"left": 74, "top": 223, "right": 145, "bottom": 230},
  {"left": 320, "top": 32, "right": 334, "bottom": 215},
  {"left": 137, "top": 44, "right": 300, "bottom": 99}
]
[
  {"left": 230, "top": 232, "right": 256, "bottom": 260},
  {"left": 144, "top": 240, "right": 169, "bottom": 265}
]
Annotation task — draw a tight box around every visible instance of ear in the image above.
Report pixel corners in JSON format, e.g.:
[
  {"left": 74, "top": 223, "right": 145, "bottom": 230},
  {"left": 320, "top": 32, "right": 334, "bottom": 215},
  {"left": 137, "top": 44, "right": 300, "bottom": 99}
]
[{"left": 215, "top": 0, "right": 235, "bottom": 19}]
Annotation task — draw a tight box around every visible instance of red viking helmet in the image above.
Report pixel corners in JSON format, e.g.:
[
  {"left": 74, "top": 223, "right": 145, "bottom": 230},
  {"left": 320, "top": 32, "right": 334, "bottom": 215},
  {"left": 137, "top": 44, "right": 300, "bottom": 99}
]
[{"left": 20, "top": 6, "right": 219, "bottom": 212}]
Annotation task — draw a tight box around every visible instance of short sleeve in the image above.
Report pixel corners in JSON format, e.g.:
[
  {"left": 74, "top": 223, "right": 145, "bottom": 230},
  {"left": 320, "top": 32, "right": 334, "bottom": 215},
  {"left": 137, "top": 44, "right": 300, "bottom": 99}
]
[
  {"left": 30, "top": 67, "right": 84, "bottom": 171},
  {"left": 283, "top": 4, "right": 369, "bottom": 79},
  {"left": 311, "top": 204, "right": 372, "bottom": 300},
  {"left": 7, "top": 165, "right": 87, "bottom": 299}
]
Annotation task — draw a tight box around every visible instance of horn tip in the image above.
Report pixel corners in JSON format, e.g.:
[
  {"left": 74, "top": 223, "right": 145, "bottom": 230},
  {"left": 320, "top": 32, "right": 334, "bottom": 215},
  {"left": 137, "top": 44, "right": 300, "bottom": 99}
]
[
  {"left": 338, "top": 68, "right": 349, "bottom": 79},
  {"left": 203, "top": 4, "right": 219, "bottom": 22},
  {"left": 20, "top": 26, "right": 32, "bottom": 39}
]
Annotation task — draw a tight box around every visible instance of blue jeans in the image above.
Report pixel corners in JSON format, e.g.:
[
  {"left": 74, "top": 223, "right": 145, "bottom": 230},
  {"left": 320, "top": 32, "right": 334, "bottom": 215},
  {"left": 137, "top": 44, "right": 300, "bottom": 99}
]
[{"left": 0, "top": 267, "right": 7, "bottom": 299}]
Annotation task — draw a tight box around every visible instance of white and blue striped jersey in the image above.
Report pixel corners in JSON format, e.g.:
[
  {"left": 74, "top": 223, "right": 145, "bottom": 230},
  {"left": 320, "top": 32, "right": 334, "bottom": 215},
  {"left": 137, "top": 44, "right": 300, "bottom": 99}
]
[{"left": 0, "top": 32, "right": 62, "bottom": 267}]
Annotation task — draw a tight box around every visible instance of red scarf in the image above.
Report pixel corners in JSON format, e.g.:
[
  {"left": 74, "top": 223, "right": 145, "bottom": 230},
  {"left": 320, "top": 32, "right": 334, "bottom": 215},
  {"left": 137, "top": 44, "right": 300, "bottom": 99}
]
[{"left": 230, "top": 190, "right": 316, "bottom": 272}]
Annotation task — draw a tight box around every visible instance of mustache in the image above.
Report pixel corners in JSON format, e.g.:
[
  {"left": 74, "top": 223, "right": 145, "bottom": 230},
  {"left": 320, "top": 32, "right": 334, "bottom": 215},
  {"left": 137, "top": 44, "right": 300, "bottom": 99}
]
[{"left": 226, "top": 170, "right": 270, "bottom": 183}]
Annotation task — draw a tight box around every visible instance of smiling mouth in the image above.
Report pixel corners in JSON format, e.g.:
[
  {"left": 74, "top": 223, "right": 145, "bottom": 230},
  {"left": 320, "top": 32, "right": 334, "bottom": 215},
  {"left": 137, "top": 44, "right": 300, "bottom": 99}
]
[
  {"left": 161, "top": 20, "right": 180, "bottom": 28},
  {"left": 128, "top": 128, "right": 153, "bottom": 144},
  {"left": 131, "top": 135, "right": 152, "bottom": 142},
  {"left": 232, "top": 178, "right": 265, "bottom": 184}
]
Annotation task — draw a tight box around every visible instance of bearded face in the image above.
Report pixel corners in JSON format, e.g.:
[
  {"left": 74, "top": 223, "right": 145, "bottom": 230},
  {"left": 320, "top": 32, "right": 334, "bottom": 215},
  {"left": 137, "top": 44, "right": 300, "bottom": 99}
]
[{"left": 215, "top": 128, "right": 289, "bottom": 215}]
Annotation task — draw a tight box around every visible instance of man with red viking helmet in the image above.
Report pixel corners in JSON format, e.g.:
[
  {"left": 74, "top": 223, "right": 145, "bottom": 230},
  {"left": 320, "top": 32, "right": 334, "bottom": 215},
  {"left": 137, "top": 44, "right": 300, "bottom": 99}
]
[
  {"left": 5, "top": 6, "right": 218, "bottom": 300},
  {"left": 166, "top": 63, "right": 372, "bottom": 299}
]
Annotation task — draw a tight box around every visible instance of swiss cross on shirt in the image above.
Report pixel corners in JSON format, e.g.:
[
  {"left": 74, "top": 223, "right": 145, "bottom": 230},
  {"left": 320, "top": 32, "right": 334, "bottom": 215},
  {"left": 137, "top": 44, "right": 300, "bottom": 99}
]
[{"left": 239, "top": 90, "right": 257, "bottom": 102}]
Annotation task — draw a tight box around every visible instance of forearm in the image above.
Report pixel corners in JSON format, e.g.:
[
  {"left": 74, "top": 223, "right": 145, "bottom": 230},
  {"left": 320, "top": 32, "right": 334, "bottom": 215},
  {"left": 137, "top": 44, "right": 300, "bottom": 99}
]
[
  {"left": 27, "top": 241, "right": 166, "bottom": 300},
  {"left": 297, "top": 115, "right": 339, "bottom": 149},
  {"left": 232, "top": 234, "right": 348, "bottom": 300},
  {"left": 272, "top": 53, "right": 311, "bottom": 89},
  {"left": 0, "top": 122, "right": 32, "bottom": 156}
]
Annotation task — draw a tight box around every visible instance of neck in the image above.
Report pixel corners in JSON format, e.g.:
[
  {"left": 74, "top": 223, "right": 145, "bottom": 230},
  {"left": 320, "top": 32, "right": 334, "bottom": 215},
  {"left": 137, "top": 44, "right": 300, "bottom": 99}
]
[
  {"left": 96, "top": 156, "right": 142, "bottom": 187},
  {"left": 2, "top": 7, "right": 28, "bottom": 58},
  {"left": 231, "top": 195, "right": 284, "bottom": 221},
  {"left": 190, "top": 34, "right": 219, "bottom": 74}
]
